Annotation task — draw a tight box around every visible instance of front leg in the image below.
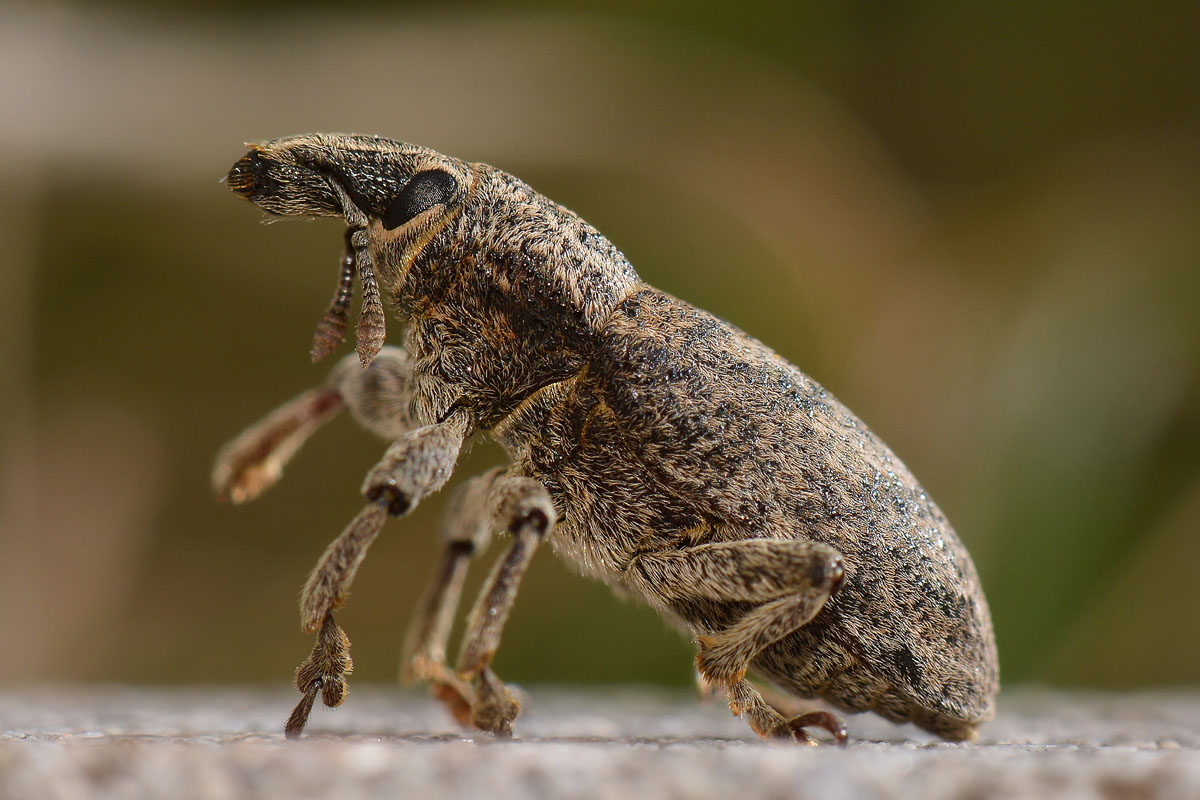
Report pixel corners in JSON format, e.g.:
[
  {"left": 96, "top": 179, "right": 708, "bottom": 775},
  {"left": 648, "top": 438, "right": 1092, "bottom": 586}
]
[
  {"left": 212, "top": 347, "right": 417, "bottom": 505},
  {"left": 455, "top": 475, "right": 556, "bottom": 736},
  {"left": 361, "top": 408, "right": 470, "bottom": 516},
  {"left": 285, "top": 409, "right": 470, "bottom": 738}
]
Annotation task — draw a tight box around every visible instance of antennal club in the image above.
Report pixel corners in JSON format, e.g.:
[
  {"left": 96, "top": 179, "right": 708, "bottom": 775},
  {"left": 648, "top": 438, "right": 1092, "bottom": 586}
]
[
  {"left": 310, "top": 230, "right": 358, "bottom": 363},
  {"left": 351, "top": 229, "right": 386, "bottom": 367}
]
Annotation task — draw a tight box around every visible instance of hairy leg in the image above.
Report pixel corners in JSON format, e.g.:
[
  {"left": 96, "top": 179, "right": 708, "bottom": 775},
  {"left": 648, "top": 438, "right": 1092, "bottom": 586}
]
[
  {"left": 727, "top": 679, "right": 847, "bottom": 745},
  {"left": 285, "top": 409, "right": 470, "bottom": 738},
  {"left": 211, "top": 386, "right": 344, "bottom": 505},
  {"left": 213, "top": 345, "right": 492, "bottom": 737},
  {"left": 629, "top": 537, "right": 847, "bottom": 744},
  {"left": 400, "top": 469, "right": 501, "bottom": 725},
  {"left": 212, "top": 347, "right": 416, "bottom": 504},
  {"left": 454, "top": 475, "right": 556, "bottom": 736}
]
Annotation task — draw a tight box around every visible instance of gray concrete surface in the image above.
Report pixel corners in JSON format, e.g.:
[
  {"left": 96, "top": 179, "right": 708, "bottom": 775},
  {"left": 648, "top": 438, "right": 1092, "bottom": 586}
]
[{"left": 2, "top": 686, "right": 1198, "bottom": 799}]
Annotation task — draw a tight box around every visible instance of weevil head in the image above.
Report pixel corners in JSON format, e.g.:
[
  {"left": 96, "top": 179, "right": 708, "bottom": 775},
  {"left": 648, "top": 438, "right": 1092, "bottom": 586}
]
[
  {"left": 227, "top": 134, "right": 640, "bottom": 420},
  {"left": 227, "top": 134, "right": 476, "bottom": 368},
  {"left": 226, "top": 134, "right": 471, "bottom": 228}
]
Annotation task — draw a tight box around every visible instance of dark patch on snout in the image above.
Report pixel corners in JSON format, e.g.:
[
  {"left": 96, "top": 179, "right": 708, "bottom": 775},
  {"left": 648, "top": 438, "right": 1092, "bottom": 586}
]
[{"left": 226, "top": 150, "right": 279, "bottom": 201}]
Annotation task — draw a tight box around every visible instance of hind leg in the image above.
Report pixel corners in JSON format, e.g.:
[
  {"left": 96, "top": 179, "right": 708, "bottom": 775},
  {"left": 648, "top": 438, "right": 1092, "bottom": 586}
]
[
  {"left": 629, "top": 537, "right": 848, "bottom": 743},
  {"left": 727, "top": 679, "right": 847, "bottom": 745}
]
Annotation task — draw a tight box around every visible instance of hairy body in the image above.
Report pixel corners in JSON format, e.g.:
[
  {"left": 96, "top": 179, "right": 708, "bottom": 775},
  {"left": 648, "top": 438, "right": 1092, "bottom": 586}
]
[
  {"left": 496, "top": 288, "right": 994, "bottom": 739},
  {"left": 216, "top": 134, "right": 998, "bottom": 743}
]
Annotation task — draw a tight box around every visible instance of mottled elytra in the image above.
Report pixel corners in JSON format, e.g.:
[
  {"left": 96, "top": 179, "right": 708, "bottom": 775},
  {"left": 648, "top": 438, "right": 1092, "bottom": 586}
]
[{"left": 213, "top": 133, "right": 998, "bottom": 744}]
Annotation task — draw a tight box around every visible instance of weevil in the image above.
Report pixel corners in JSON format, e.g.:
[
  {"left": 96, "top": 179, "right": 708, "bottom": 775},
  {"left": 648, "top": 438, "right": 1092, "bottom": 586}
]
[{"left": 214, "top": 133, "right": 998, "bottom": 744}]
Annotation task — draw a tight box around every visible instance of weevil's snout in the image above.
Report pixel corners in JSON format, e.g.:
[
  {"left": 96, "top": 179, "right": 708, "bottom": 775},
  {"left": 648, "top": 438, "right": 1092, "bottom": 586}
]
[
  {"left": 226, "top": 150, "right": 269, "bottom": 199},
  {"left": 225, "top": 145, "right": 341, "bottom": 217}
]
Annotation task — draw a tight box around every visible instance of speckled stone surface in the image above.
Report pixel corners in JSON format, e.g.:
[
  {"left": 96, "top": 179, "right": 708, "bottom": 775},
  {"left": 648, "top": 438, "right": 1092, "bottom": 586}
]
[{"left": 2, "top": 687, "right": 1198, "bottom": 799}]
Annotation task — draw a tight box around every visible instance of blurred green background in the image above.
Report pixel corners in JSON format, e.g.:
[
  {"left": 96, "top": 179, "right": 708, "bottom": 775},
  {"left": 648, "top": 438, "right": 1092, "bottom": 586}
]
[{"left": 2, "top": 1, "right": 1198, "bottom": 697}]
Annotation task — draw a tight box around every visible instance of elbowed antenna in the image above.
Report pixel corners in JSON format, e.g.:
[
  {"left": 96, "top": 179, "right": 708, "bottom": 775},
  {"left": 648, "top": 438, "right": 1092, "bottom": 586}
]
[
  {"left": 311, "top": 230, "right": 358, "bottom": 363},
  {"left": 306, "top": 224, "right": 386, "bottom": 369}
]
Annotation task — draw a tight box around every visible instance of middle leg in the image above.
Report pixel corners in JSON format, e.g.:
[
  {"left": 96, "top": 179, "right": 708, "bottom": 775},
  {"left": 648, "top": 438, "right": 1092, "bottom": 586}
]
[
  {"left": 454, "top": 475, "right": 556, "bottom": 736},
  {"left": 399, "top": 469, "right": 502, "bottom": 725}
]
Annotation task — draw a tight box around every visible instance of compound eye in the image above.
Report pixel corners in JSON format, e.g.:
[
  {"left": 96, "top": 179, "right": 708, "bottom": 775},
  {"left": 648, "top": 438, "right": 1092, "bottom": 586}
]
[{"left": 381, "top": 169, "right": 458, "bottom": 230}]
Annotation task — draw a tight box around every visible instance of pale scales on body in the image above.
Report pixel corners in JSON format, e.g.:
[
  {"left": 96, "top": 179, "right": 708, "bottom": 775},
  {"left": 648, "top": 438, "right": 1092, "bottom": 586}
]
[{"left": 213, "top": 133, "right": 998, "bottom": 744}]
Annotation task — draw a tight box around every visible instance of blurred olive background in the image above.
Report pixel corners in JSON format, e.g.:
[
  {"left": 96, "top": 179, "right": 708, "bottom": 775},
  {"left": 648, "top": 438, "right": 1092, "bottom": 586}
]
[{"left": 2, "top": 1, "right": 1198, "bottom": 696}]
